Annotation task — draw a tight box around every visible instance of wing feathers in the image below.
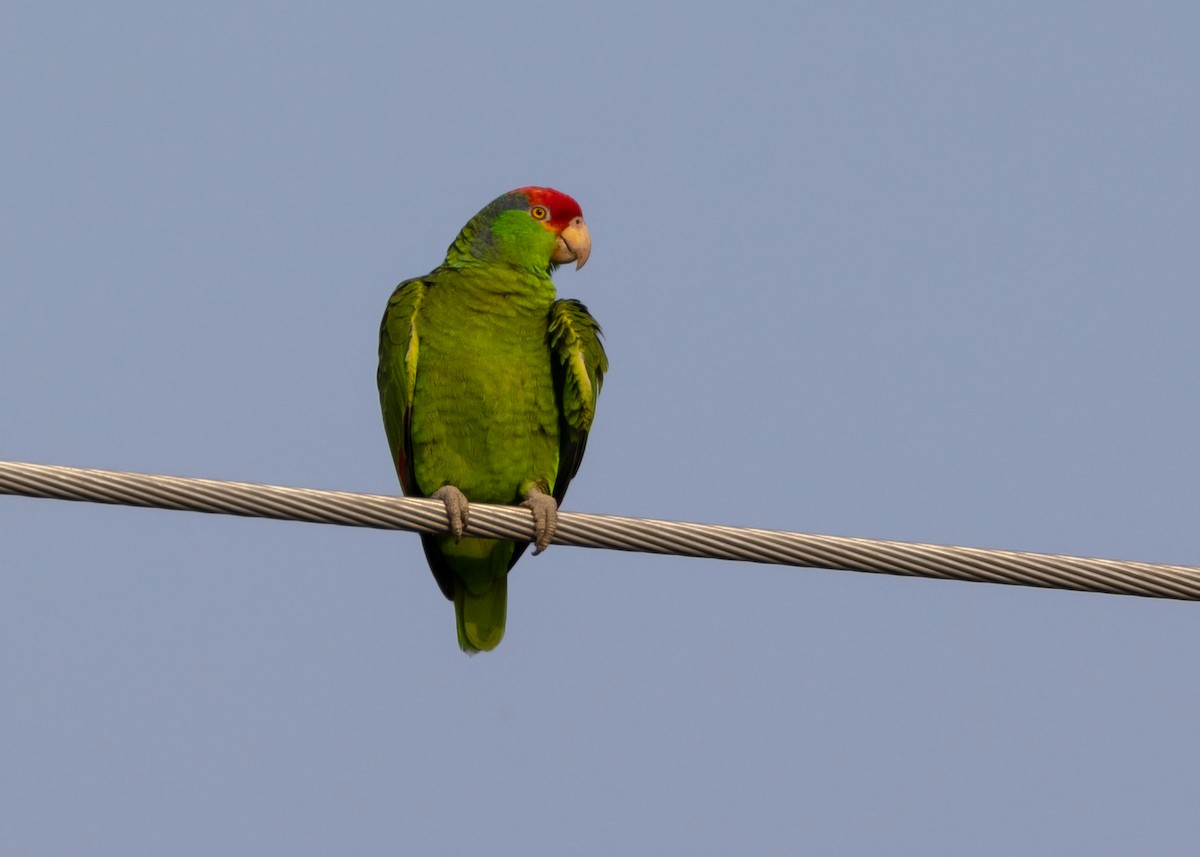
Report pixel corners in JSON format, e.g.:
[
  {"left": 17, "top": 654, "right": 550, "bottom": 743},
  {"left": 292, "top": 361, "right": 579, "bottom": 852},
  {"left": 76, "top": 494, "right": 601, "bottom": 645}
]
[{"left": 547, "top": 299, "right": 608, "bottom": 498}]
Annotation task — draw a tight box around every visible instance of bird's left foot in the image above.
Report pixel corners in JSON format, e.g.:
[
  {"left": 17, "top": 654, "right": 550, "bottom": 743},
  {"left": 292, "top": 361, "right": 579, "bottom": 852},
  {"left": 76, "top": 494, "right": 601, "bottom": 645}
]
[{"left": 521, "top": 487, "right": 559, "bottom": 555}]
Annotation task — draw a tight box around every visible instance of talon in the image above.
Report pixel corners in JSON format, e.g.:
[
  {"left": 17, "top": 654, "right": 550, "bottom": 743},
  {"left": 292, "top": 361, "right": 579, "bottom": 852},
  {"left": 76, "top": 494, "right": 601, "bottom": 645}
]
[
  {"left": 431, "top": 485, "right": 470, "bottom": 542},
  {"left": 521, "top": 486, "right": 559, "bottom": 555}
]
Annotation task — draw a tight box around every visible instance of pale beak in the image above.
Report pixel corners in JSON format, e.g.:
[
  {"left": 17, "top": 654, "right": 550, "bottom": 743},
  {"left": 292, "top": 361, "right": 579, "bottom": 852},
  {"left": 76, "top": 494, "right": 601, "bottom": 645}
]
[{"left": 552, "top": 217, "right": 591, "bottom": 270}]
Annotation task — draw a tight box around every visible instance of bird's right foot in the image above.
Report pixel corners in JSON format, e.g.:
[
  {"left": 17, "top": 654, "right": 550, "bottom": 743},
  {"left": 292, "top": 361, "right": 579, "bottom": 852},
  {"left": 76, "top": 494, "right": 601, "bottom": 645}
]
[{"left": 431, "top": 484, "right": 470, "bottom": 542}]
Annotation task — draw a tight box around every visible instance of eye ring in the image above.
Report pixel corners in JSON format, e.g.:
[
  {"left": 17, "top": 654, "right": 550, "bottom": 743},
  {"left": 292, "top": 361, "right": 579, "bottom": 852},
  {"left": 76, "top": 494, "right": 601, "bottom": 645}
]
[{"left": 530, "top": 205, "right": 549, "bottom": 220}]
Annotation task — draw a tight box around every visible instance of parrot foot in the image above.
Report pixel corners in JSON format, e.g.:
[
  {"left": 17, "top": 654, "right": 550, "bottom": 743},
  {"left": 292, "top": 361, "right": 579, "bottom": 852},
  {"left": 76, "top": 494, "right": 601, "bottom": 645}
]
[
  {"left": 431, "top": 484, "right": 469, "bottom": 542},
  {"left": 521, "top": 486, "right": 559, "bottom": 555}
]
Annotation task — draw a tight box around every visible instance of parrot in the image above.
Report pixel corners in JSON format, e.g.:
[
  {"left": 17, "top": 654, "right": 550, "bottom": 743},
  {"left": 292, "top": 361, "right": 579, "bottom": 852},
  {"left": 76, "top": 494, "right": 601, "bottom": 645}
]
[{"left": 377, "top": 187, "right": 607, "bottom": 652}]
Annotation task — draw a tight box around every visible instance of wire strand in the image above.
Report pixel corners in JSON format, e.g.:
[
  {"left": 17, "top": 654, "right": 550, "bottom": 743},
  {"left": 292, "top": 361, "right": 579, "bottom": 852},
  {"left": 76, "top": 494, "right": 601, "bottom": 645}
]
[{"left": 2, "top": 459, "right": 1198, "bottom": 600}]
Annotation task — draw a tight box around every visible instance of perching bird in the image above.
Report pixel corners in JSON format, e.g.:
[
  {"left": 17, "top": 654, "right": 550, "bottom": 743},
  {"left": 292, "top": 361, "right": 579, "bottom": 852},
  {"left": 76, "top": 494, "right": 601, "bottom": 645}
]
[{"left": 377, "top": 187, "right": 607, "bottom": 652}]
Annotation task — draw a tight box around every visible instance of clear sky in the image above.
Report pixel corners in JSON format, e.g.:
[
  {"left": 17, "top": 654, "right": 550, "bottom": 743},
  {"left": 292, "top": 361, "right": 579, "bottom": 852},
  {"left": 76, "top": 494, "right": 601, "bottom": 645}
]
[{"left": 3, "top": 2, "right": 1199, "bottom": 854}]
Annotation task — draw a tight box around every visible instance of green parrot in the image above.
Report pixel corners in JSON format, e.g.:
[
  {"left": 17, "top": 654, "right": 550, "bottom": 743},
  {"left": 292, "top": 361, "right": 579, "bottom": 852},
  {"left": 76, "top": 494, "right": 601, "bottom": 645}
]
[{"left": 377, "top": 187, "right": 607, "bottom": 652}]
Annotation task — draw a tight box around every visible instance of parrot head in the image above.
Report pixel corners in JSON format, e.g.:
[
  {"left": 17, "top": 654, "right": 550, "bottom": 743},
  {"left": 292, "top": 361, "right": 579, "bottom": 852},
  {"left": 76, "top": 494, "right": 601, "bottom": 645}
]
[
  {"left": 450, "top": 186, "right": 591, "bottom": 273},
  {"left": 514, "top": 186, "right": 591, "bottom": 270}
]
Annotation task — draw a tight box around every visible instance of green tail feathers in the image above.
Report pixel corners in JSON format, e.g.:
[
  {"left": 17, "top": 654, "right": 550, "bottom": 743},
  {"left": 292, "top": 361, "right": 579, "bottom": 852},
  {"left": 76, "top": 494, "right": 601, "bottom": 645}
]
[
  {"left": 454, "top": 576, "right": 507, "bottom": 652},
  {"left": 442, "top": 535, "right": 512, "bottom": 653}
]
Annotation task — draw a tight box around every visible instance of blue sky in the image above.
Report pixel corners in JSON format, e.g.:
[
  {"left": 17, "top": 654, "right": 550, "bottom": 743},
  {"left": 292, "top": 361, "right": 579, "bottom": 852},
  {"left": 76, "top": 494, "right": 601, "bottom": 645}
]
[{"left": 3, "top": 2, "right": 1199, "bottom": 854}]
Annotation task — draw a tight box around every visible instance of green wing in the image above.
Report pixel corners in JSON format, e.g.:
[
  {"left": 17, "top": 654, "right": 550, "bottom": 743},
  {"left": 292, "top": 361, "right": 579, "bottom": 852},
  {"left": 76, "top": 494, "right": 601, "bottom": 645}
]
[
  {"left": 379, "top": 274, "right": 467, "bottom": 604},
  {"left": 500, "top": 298, "right": 605, "bottom": 575},
  {"left": 546, "top": 298, "right": 608, "bottom": 502},
  {"left": 377, "top": 276, "right": 426, "bottom": 495}
]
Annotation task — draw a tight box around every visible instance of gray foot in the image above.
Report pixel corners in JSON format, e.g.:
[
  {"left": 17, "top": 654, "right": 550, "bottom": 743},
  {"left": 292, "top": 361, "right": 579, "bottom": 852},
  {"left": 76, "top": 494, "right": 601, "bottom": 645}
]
[
  {"left": 521, "top": 486, "right": 559, "bottom": 555},
  {"left": 431, "top": 484, "right": 469, "bottom": 541}
]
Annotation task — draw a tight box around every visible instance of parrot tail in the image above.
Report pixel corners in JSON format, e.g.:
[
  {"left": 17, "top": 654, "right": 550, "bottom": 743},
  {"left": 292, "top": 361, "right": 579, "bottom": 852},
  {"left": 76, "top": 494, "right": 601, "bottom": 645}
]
[{"left": 454, "top": 576, "right": 507, "bottom": 653}]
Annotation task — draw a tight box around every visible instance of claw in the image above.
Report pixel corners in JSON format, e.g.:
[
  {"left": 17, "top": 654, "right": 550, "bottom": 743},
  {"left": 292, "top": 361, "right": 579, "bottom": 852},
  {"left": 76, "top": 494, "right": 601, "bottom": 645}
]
[
  {"left": 521, "top": 486, "right": 559, "bottom": 555},
  {"left": 431, "top": 484, "right": 470, "bottom": 542}
]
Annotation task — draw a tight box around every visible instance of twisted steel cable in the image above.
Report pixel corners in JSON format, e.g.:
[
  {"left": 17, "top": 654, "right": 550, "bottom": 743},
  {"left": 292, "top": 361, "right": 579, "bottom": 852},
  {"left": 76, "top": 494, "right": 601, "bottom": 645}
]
[{"left": 2, "top": 459, "right": 1199, "bottom": 600}]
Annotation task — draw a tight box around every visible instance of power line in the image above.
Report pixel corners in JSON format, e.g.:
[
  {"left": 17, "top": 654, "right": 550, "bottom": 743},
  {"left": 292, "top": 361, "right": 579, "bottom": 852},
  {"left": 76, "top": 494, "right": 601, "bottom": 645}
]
[{"left": 2, "top": 459, "right": 1198, "bottom": 600}]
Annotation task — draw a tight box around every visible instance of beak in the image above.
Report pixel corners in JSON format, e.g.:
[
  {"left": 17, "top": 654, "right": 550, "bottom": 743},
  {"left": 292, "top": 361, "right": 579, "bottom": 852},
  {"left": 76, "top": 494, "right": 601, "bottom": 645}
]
[{"left": 552, "top": 217, "right": 591, "bottom": 270}]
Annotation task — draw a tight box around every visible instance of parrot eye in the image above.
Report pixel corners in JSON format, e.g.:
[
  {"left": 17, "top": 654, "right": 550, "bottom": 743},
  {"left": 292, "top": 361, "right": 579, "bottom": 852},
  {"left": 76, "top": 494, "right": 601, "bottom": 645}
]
[{"left": 529, "top": 205, "right": 549, "bottom": 221}]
